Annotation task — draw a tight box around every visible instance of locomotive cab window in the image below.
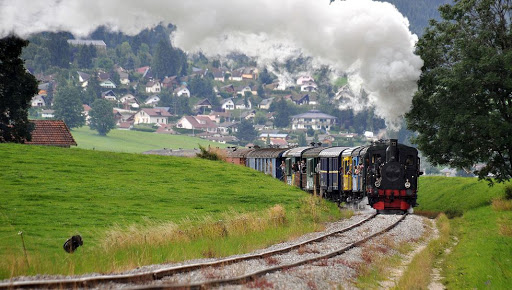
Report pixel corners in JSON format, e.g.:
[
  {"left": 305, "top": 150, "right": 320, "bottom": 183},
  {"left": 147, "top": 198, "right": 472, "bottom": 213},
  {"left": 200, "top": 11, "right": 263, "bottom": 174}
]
[{"left": 405, "top": 155, "right": 415, "bottom": 166}]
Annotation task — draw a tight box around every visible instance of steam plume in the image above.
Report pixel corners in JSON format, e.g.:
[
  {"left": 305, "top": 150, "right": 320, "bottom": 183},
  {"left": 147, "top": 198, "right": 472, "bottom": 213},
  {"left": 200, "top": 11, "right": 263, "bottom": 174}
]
[{"left": 0, "top": 0, "right": 423, "bottom": 129}]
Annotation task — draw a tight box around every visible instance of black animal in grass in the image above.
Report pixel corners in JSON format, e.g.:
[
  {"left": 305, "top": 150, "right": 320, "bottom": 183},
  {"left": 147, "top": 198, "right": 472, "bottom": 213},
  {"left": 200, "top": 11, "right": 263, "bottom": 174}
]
[{"left": 63, "top": 235, "right": 83, "bottom": 253}]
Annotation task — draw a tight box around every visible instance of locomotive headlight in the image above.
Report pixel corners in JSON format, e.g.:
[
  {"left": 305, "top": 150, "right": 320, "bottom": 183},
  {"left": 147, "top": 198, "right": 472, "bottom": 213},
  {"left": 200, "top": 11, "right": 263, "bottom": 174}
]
[
  {"left": 375, "top": 178, "right": 381, "bottom": 188},
  {"left": 405, "top": 179, "right": 411, "bottom": 189}
]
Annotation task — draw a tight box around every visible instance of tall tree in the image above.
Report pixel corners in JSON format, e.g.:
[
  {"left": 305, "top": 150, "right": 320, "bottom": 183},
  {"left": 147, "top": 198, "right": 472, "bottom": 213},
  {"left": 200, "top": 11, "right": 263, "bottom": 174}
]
[
  {"left": 53, "top": 83, "right": 85, "bottom": 129},
  {"left": 151, "top": 39, "right": 179, "bottom": 79},
  {"left": 406, "top": 0, "right": 512, "bottom": 183},
  {"left": 47, "top": 33, "right": 71, "bottom": 68},
  {"left": 236, "top": 119, "right": 257, "bottom": 143},
  {"left": 0, "top": 36, "right": 39, "bottom": 142},
  {"left": 89, "top": 98, "right": 115, "bottom": 136},
  {"left": 270, "top": 98, "right": 291, "bottom": 128}
]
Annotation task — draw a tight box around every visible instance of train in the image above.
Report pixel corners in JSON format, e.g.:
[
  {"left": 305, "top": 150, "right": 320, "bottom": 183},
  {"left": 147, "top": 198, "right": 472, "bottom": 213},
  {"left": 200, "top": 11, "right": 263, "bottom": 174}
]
[{"left": 225, "top": 139, "right": 422, "bottom": 213}]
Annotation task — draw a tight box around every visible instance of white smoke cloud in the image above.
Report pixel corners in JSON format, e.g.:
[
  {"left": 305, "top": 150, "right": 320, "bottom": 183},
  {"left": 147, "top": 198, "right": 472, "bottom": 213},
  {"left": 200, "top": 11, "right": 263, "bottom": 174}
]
[{"left": 0, "top": 0, "right": 423, "bottom": 129}]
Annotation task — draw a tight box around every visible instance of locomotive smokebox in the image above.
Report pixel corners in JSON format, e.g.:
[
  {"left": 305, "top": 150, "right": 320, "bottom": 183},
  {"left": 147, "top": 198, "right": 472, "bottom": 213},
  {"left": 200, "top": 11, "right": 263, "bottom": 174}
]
[{"left": 386, "top": 139, "right": 398, "bottom": 162}]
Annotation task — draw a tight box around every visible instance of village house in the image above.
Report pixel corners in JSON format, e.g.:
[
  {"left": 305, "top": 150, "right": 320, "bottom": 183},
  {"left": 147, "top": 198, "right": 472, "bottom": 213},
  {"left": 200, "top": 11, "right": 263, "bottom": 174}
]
[
  {"left": 236, "top": 85, "right": 252, "bottom": 97},
  {"left": 230, "top": 70, "right": 243, "bottom": 81},
  {"left": 119, "top": 94, "right": 139, "bottom": 109},
  {"left": 259, "top": 133, "right": 289, "bottom": 147},
  {"left": 118, "top": 70, "right": 130, "bottom": 85},
  {"left": 145, "top": 80, "right": 162, "bottom": 94},
  {"left": 144, "top": 95, "right": 160, "bottom": 107},
  {"left": 213, "top": 70, "right": 225, "bottom": 82},
  {"left": 241, "top": 67, "right": 259, "bottom": 80},
  {"left": 101, "top": 90, "right": 117, "bottom": 101},
  {"left": 174, "top": 86, "right": 190, "bottom": 97},
  {"left": 209, "top": 110, "right": 232, "bottom": 123},
  {"left": 300, "top": 81, "right": 318, "bottom": 92},
  {"left": 41, "top": 109, "right": 55, "bottom": 119},
  {"left": 162, "top": 76, "right": 179, "bottom": 89},
  {"left": 290, "top": 110, "right": 337, "bottom": 131},
  {"left": 221, "top": 98, "right": 235, "bottom": 111},
  {"left": 259, "top": 98, "right": 274, "bottom": 110},
  {"left": 235, "top": 98, "right": 252, "bottom": 110},
  {"left": 217, "top": 122, "right": 238, "bottom": 135},
  {"left": 67, "top": 39, "right": 107, "bottom": 52},
  {"left": 194, "top": 99, "right": 213, "bottom": 113},
  {"left": 133, "top": 108, "right": 172, "bottom": 125},
  {"left": 77, "top": 71, "right": 90, "bottom": 87},
  {"left": 31, "top": 95, "right": 46, "bottom": 107},
  {"left": 296, "top": 76, "right": 315, "bottom": 85},
  {"left": 99, "top": 79, "right": 117, "bottom": 89},
  {"left": 176, "top": 115, "right": 218, "bottom": 134}
]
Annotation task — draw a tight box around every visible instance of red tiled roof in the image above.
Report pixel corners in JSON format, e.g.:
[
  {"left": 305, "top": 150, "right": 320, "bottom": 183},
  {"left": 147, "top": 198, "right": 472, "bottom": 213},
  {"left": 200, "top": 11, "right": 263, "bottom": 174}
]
[{"left": 26, "top": 120, "right": 77, "bottom": 147}]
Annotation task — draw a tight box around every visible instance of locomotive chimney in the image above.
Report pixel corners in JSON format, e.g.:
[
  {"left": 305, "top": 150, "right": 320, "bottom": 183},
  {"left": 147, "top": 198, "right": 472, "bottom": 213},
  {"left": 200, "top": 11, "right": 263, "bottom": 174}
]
[{"left": 386, "top": 139, "right": 398, "bottom": 162}]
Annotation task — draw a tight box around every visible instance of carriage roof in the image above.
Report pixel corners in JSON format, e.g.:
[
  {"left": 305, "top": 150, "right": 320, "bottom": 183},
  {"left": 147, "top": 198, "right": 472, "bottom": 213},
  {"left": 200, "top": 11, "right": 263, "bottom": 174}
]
[
  {"left": 282, "top": 146, "right": 312, "bottom": 157},
  {"left": 246, "top": 148, "right": 288, "bottom": 158}
]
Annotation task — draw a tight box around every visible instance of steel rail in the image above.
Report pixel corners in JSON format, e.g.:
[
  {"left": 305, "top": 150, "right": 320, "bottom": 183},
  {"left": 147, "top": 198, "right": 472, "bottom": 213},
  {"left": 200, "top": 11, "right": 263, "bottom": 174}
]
[
  {"left": 143, "top": 213, "right": 407, "bottom": 290},
  {"left": 0, "top": 213, "right": 377, "bottom": 289}
]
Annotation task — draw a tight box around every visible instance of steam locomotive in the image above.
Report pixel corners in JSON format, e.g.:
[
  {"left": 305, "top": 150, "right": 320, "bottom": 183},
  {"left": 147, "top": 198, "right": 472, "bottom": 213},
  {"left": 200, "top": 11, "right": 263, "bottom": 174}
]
[{"left": 226, "top": 139, "right": 422, "bottom": 213}]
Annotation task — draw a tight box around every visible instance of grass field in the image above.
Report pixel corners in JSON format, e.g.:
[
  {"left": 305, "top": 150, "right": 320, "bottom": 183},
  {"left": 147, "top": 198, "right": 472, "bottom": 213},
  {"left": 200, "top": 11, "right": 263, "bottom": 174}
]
[
  {"left": 413, "top": 176, "right": 512, "bottom": 289},
  {"left": 71, "top": 126, "right": 229, "bottom": 153},
  {"left": 0, "top": 143, "right": 343, "bottom": 279}
]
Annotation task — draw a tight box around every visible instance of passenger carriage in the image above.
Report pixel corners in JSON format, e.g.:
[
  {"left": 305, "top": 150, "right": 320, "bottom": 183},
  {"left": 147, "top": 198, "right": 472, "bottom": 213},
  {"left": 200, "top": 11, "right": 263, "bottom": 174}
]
[
  {"left": 318, "top": 147, "right": 349, "bottom": 200},
  {"left": 246, "top": 148, "right": 288, "bottom": 180},
  {"left": 282, "top": 146, "right": 312, "bottom": 188},
  {"left": 225, "top": 147, "right": 256, "bottom": 166},
  {"left": 302, "top": 146, "right": 326, "bottom": 194}
]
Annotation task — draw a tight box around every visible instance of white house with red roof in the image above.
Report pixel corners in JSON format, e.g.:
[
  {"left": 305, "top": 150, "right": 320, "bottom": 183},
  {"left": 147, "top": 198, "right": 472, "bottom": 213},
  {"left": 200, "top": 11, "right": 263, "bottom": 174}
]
[
  {"left": 176, "top": 115, "right": 218, "bottom": 133},
  {"left": 133, "top": 108, "right": 172, "bottom": 125}
]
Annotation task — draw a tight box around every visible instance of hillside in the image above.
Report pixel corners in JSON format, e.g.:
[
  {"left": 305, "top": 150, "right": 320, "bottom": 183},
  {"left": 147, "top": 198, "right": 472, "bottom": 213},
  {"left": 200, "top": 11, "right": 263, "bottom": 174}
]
[
  {"left": 0, "top": 143, "right": 342, "bottom": 278},
  {"left": 383, "top": 0, "right": 452, "bottom": 35},
  {"left": 412, "top": 176, "right": 512, "bottom": 288},
  {"left": 71, "top": 127, "right": 229, "bottom": 153}
]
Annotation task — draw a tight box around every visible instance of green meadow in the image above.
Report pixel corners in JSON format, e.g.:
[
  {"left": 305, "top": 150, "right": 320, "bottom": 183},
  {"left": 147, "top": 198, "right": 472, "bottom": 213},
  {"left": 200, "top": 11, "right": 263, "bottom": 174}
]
[
  {"left": 408, "top": 176, "right": 512, "bottom": 289},
  {"left": 0, "top": 143, "right": 342, "bottom": 279},
  {"left": 71, "top": 126, "right": 229, "bottom": 153}
]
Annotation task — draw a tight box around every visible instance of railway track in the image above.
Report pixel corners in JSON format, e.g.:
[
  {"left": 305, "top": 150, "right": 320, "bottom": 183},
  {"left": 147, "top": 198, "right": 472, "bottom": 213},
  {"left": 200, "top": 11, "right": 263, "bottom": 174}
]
[{"left": 0, "top": 213, "right": 410, "bottom": 289}]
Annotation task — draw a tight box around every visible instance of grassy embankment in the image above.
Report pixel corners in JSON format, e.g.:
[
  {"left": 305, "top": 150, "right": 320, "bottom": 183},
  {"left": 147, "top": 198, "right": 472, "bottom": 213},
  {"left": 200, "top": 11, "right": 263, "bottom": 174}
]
[
  {"left": 71, "top": 126, "right": 229, "bottom": 153},
  {"left": 396, "top": 176, "right": 512, "bottom": 289},
  {"left": 0, "top": 143, "right": 345, "bottom": 279}
]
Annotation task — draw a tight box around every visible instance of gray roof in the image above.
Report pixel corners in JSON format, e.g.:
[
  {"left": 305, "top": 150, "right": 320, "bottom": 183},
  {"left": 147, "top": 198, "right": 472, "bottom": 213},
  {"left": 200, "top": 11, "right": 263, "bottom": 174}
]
[
  {"left": 282, "top": 146, "right": 312, "bottom": 157},
  {"left": 318, "top": 147, "right": 351, "bottom": 157},
  {"left": 68, "top": 39, "right": 106, "bottom": 47},
  {"left": 291, "top": 110, "right": 337, "bottom": 120}
]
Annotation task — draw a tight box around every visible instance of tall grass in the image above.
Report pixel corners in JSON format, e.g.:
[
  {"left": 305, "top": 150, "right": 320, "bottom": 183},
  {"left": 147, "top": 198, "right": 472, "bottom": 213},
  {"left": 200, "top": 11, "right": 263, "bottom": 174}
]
[{"left": 396, "top": 214, "right": 450, "bottom": 289}]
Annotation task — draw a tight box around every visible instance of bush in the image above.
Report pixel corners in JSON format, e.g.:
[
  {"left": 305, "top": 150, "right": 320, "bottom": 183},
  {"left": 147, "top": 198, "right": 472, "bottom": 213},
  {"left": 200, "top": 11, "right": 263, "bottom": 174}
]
[
  {"left": 444, "top": 208, "right": 463, "bottom": 219},
  {"left": 505, "top": 184, "right": 512, "bottom": 200}
]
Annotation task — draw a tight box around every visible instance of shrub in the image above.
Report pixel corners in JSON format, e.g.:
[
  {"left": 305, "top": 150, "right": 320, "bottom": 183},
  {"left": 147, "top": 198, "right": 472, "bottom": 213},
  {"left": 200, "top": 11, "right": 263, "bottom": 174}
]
[
  {"left": 196, "top": 145, "right": 225, "bottom": 161},
  {"left": 444, "top": 208, "right": 463, "bottom": 219},
  {"left": 505, "top": 184, "right": 512, "bottom": 200}
]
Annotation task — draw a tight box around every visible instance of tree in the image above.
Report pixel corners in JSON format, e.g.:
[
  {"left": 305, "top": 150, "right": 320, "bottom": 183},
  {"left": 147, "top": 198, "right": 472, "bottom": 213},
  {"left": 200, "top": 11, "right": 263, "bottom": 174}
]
[
  {"left": 236, "top": 119, "right": 257, "bottom": 143},
  {"left": 297, "top": 132, "right": 307, "bottom": 146},
  {"left": 47, "top": 33, "right": 71, "bottom": 68},
  {"left": 89, "top": 98, "right": 115, "bottom": 136},
  {"left": 0, "top": 36, "right": 39, "bottom": 143},
  {"left": 270, "top": 98, "right": 291, "bottom": 128},
  {"left": 53, "top": 83, "right": 85, "bottom": 129},
  {"left": 405, "top": 0, "right": 512, "bottom": 183},
  {"left": 152, "top": 39, "right": 179, "bottom": 79}
]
